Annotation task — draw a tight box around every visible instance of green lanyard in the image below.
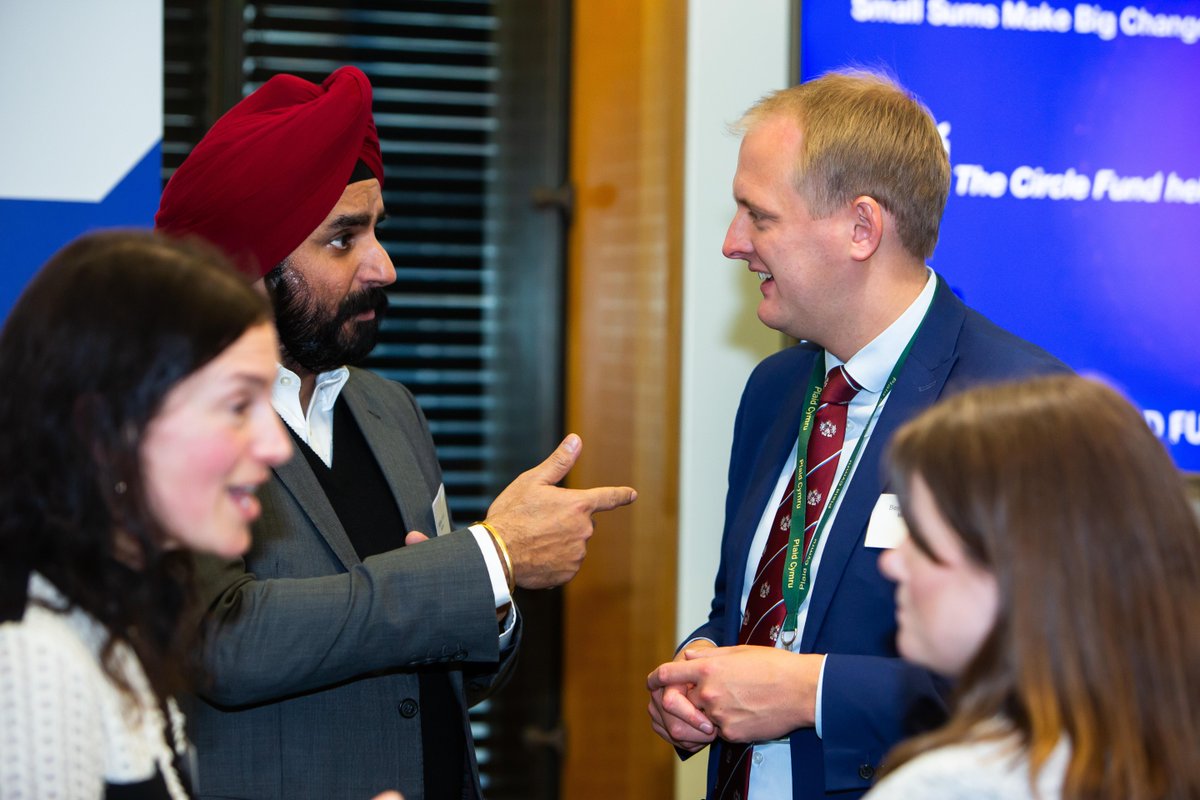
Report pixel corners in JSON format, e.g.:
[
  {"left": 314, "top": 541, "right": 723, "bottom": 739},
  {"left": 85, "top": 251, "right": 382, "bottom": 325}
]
[{"left": 779, "top": 319, "right": 928, "bottom": 645}]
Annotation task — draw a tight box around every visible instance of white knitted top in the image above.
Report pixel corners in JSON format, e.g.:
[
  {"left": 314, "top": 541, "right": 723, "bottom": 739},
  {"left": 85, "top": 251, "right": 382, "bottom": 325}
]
[
  {"left": 866, "top": 729, "right": 1069, "bottom": 800},
  {"left": 0, "top": 573, "right": 191, "bottom": 799}
]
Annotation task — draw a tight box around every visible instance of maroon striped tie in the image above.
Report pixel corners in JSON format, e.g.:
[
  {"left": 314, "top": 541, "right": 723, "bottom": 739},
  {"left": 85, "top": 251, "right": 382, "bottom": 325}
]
[{"left": 712, "top": 365, "right": 860, "bottom": 800}]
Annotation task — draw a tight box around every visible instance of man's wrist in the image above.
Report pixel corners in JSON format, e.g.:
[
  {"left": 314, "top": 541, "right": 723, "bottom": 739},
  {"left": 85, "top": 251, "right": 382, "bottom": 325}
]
[
  {"left": 467, "top": 525, "right": 513, "bottom": 609},
  {"left": 475, "top": 520, "right": 515, "bottom": 594}
]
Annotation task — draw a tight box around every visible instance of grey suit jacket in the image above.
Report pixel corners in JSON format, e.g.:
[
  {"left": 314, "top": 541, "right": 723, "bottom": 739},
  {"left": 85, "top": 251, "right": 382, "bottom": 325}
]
[{"left": 187, "top": 368, "right": 518, "bottom": 800}]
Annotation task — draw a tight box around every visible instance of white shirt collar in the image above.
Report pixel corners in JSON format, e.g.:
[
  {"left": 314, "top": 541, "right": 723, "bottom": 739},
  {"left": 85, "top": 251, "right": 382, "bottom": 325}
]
[
  {"left": 272, "top": 364, "right": 350, "bottom": 467},
  {"left": 825, "top": 268, "right": 937, "bottom": 395}
]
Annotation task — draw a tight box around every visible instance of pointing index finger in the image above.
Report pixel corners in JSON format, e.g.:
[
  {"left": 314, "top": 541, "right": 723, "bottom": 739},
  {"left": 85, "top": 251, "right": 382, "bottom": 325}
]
[{"left": 580, "top": 485, "right": 638, "bottom": 513}]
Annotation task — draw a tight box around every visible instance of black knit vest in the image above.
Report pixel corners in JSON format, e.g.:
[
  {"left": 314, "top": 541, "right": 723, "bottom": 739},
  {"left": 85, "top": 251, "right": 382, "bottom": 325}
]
[{"left": 289, "top": 397, "right": 466, "bottom": 799}]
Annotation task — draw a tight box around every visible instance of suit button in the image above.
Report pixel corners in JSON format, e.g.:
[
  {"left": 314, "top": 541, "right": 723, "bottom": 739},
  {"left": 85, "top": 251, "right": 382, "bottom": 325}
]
[
  {"left": 858, "top": 764, "right": 875, "bottom": 781},
  {"left": 398, "top": 699, "right": 419, "bottom": 719}
]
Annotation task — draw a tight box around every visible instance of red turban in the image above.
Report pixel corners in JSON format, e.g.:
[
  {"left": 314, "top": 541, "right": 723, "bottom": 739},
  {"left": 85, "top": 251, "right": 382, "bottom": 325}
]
[{"left": 155, "top": 66, "right": 384, "bottom": 280}]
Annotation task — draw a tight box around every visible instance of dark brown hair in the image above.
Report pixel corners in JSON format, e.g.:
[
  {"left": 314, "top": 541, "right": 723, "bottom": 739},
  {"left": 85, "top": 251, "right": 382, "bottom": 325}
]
[
  {"left": 882, "top": 375, "right": 1200, "bottom": 799},
  {"left": 0, "top": 230, "right": 270, "bottom": 702}
]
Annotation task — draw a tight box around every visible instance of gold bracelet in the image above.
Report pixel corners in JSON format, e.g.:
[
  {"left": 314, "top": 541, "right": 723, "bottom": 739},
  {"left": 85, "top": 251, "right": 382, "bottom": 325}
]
[{"left": 475, "top": 520, "right": 515, "bottom": 594}]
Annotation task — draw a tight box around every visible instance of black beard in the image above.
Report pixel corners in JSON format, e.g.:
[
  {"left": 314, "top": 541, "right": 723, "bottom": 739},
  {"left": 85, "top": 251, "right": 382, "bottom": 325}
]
[{"left": 265, "top": 264, "right": 388, "bottom": 374}]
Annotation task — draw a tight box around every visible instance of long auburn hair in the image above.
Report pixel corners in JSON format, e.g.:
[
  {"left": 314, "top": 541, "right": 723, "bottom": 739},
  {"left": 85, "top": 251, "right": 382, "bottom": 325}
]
[
  {"left": 881, "top": 374, "right": 1200, "bottom": 799},
  {"left": 0, "top": 230, "right": 270, "bottom": 702}
]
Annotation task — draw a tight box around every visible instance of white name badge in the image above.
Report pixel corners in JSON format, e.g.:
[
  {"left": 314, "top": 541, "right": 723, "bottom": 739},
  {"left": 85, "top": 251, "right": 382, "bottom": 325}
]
[
  {"left": 432, "top": 483, "right": 452, "bottom": 537},
  {"left": 864, "top": 493, "right": 907, "bottom": 549}
]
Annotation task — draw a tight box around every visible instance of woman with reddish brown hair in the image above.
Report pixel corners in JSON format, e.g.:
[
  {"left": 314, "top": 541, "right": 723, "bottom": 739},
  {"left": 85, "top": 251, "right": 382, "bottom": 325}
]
[{"left": 870, "top": 374, "right": 1200, "bottom": 799}]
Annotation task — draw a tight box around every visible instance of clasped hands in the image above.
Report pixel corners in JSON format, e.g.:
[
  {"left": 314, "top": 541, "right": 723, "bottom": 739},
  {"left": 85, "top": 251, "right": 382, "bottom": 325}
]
[
  {"left": 406, "top": 434, "right": 637, "bottom": 589},
  {"left": 646, "top": 642, "right": 824, "bottom": 750}
]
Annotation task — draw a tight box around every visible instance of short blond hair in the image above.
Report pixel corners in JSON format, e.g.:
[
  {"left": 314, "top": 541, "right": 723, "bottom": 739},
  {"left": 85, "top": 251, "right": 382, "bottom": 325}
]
[{"left": 739, "top": 70, "right": 950, "bottom": 260}]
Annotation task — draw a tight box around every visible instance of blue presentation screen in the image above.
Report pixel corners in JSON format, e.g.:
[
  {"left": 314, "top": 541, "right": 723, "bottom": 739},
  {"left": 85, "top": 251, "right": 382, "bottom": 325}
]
[{"left": 800, "top": 1, "right": 1200, "bottom": 471}]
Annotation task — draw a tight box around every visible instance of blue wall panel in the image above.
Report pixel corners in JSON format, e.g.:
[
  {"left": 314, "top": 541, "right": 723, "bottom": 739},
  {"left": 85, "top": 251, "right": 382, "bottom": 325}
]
[{"left": 801, "top": 1, "right": 1200, "bottom": 469}]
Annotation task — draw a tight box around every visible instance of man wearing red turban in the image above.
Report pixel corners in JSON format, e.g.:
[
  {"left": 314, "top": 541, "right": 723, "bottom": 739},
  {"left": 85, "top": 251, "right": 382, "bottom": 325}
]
[{"left": 158, "top": 67, "right": 636, "bottom": 800}]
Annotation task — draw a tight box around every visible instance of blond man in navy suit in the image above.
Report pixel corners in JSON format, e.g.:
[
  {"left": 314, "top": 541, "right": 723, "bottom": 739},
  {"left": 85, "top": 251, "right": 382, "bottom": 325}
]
[{"left": 647, "top": 70, "right": 1065, "bottom": 800}]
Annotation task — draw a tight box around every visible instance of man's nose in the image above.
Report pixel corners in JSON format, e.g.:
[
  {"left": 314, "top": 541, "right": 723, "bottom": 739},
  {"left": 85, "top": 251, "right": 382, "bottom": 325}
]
[
  {"left": 722, "top": 213, "right": 750, "bottom": 261},
  {"left": 358, "top": 236, "right": 396, "bottom": 288}
]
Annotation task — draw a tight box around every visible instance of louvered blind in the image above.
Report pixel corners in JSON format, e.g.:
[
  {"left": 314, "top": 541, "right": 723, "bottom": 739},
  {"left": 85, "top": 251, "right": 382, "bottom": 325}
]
[
  {"left": 243, "top": 1, "right": 502, "bottom": 519},
  {"left": 163, "top": 1, "right": 213, "bottom": 177},
  {"left": 164, "top": 2, "right": 569, "bottom": 797}
]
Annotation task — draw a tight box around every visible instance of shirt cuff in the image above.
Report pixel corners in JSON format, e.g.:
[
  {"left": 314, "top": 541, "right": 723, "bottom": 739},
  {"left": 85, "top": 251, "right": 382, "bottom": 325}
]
[
  {"left": 468, "top": 525, "right": 513, "bottom": 611},
  {"left": 814, "top": 653, "right": 828, "bottom": 738},
  {"left": 497, "top": 603, "right": 517, "bottom": 650}
]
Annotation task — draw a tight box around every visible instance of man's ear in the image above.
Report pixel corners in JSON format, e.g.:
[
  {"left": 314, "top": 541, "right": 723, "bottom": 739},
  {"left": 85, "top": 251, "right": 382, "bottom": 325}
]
[{"left": 849, "top": 196, "right": 884, "bottom": 262}]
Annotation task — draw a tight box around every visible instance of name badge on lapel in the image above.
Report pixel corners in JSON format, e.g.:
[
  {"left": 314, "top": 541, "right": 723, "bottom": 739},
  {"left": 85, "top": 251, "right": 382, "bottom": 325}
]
[
  {"left": 432, "top": 483, "right": 451, "bottom": 537},
  {"left": 864, "top": 493, "right": 906, "bottom": 549}
]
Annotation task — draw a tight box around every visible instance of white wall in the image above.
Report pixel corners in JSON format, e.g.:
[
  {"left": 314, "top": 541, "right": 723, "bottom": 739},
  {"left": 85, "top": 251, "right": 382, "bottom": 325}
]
[
  {"left": 0, "top": 0, "right": 162, "bottom": 203},
  {"left": 0, "top": 0, "right": 163, "bottom": 318},
  {"left": 676, "top": 2, "right": 793, "bottom": 796}
]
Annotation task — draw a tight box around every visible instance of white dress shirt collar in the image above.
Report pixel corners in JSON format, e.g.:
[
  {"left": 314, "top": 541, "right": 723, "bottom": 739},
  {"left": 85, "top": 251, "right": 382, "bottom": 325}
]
[
  {"left": 824, "top": 268, "right": 938, "bottom": 394},
  {"left": 272, "top": 364, "right": 350, "bottom": 468}
]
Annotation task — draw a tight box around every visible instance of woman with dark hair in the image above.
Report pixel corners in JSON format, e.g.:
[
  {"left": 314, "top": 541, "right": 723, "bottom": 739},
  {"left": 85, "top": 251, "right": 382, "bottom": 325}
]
[
  {"left": 869, "top": 374, "right": 1200, "bottom": 799},
  {"left": 0, "top": 230, "right": 291, "bottom": 798}
]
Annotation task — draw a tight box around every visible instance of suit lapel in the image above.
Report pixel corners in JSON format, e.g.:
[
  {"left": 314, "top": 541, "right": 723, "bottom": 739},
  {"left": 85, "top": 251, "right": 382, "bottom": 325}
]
[
  {"left": 342, "top": 373, "right": 438, "bottom": 537},
  {"left": 272, "top": 444, "right": 360, "bottom": 570},
  {"left": 801, "top": 279, "right": 967, "bottom": 649}
]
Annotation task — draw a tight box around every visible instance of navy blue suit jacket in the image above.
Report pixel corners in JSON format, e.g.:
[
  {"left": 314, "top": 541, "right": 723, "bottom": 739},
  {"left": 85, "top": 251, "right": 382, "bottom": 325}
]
[{"left": 688, "top": 279, "right": 1067, "bottom": 799}]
